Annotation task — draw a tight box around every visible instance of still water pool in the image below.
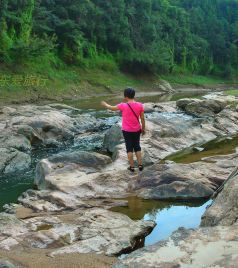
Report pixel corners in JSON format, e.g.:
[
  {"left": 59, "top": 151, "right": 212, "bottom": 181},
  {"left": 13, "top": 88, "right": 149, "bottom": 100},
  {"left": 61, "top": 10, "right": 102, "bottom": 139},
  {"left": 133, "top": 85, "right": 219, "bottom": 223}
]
[{"left": 111, "top": 197, "right": 212, "bottom": 246}]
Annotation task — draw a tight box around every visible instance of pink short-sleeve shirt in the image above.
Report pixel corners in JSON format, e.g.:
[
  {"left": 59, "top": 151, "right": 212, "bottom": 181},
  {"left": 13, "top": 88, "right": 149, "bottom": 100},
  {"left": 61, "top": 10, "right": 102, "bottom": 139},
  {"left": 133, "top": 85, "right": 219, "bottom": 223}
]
[{"left": 117, "top": 102, "right": 144, "bottom": 132}]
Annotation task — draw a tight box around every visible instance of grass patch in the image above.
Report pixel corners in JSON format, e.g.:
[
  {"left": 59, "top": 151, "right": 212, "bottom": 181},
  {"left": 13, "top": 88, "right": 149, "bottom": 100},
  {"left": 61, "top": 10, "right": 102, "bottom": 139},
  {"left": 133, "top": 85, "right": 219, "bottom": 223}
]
[
  {"left": 0, "top": 63, "right": 155, "bottom": 105},
  {"left": 161, "top": 74, "right": 229, "bottom": 86},
  {"left": 0, "top": 60, "right": 234, "bottom": 105},
  {"left": 224, "top": 89, "right": 238, "bottom": 96}
]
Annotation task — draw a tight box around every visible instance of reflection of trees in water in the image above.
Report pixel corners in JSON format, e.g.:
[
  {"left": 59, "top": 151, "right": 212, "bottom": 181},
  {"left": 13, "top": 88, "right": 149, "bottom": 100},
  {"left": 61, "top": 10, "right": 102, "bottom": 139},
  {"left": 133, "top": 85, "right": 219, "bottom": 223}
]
[
  {"left": 165, "top": 135, "right": 238, "bottom": 164},
  {"left": 111, "top": 196, "right": 207, "bottom": 221}
]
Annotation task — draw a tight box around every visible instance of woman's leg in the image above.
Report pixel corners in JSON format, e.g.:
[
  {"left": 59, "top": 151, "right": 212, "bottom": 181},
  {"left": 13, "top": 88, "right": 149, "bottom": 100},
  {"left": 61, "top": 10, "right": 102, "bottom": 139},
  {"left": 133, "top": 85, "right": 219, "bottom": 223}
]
[
  {"left": 122, "top": 131, "right": 135, "bottom": 167},
  {"left": 127, "top": 152, "right": 134, "bottom": 168},
  {"left": 133, "top": 131, "right": 142, "bottom": 166},
  {"left": 135, "top": 151, "right": 142, "bottom": 166}
]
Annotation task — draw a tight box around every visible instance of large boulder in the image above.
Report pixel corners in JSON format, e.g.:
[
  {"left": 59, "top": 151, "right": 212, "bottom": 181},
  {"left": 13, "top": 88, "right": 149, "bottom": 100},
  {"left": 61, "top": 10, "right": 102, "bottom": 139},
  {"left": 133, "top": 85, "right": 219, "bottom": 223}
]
[
  {"left": 103, "top": 125, "right": 123, "bottom": 153},
  {"left": 9, "top": 109, "right": 76, "bottom": 144},
  {"left": 131, "top": 154, "right": 237, "bottom": 200},
  {"left": 177, "top": 92, "right": 238, "bottom": 118},
  {"left": 176, "top": 98, "right": 227, "bottom": 117},
  {"left": 0, "top": 132, "right": 31, "bottom": 175},
  {"left": 113, "top": 224, "right": 238, "bottom": 268},
  {"left": 35, "top": 150, "right": 112, "bottom": 189},
  {"left": 201, "top": 167, "right": 238, "bottom": 227},
  {"left": 0, "top": 132, "right": 31, "bottom": 152},
  {"left": 1, "top": 104, "right": 103, "bottom": 147},
  {"left": 155, "top": 79, "right": 175, "bottom": 93}
]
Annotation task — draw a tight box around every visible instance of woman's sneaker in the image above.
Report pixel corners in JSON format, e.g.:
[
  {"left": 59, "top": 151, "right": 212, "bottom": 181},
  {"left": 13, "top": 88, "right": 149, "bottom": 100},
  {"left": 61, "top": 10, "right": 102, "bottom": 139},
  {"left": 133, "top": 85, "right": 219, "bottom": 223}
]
[
  {"left": 127, "top": 166, "right": 135, "bottom": 172},
  {"left": 138, "top": 165, "right": 144, "bottom": 171}
]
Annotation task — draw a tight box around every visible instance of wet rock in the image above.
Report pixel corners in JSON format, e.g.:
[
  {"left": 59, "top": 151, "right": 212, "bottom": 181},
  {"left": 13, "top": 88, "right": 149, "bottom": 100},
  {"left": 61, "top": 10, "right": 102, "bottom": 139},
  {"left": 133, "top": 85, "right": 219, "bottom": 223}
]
[
  {"left": 0, "top": 131, "right": 31, "bottom": 174},
  {"left": 73, "top": 114, "right": 104, "bottom": 133},
  {"left": 0, "top": 148, "right": 31, "bottom": 175},
  {"left": 0, "top": 132, "right": 31, "bottom": 152},
  {"left": 74, "top": 132, "right": 104, "bottom": 151},
  {"left": 201, "top": 167, "right": 238, "bottom": 227},
  {"left": 103, "top": 125, "right": 123, "bottom": 153},
  {"left": 113, "top": 224, "right": 238, "bottom": 268}
]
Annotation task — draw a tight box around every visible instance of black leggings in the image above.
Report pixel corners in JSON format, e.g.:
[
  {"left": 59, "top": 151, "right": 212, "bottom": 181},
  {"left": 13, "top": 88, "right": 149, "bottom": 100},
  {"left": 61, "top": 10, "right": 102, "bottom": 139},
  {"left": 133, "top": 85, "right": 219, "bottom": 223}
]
[{"left": 122, "top": 130, "right": 141, "bottom": 153}]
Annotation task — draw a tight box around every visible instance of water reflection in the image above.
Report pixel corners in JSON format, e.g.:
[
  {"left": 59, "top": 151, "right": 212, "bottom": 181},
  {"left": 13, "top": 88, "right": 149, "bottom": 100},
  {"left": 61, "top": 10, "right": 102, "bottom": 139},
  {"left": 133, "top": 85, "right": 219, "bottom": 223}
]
[
  {"left": 144, "top": 200, "right": 211, "bottom": 245},
  {"left": 63, "top": 91, "right": 205, "bottom": 110},
  {"left": 164, "top": 135, "right": 238, "bottom": 164},
  {"left": 111, "top": 196, "right": 211, "bottom": 246}
]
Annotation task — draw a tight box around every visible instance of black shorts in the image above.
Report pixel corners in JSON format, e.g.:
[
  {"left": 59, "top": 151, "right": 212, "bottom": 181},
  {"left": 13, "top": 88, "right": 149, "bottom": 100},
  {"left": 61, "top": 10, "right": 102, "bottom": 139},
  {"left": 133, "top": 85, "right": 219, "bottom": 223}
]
[{"left": 122, "top": 130, "right": 141, "bottom": 153}]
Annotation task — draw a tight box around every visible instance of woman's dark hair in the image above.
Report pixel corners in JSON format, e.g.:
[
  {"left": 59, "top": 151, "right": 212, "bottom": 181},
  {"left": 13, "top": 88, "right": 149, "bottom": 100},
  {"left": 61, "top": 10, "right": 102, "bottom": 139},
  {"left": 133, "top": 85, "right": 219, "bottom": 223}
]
[{"left": 124, "top": 87, "right": 135, "bottom": 99}]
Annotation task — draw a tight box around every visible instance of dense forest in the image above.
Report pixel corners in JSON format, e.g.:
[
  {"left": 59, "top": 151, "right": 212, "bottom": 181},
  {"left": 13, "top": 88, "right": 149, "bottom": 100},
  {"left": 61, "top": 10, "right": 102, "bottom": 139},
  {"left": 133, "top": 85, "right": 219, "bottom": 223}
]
[{"left": 0, "top": 0, "right": 238, "bottom": 78}]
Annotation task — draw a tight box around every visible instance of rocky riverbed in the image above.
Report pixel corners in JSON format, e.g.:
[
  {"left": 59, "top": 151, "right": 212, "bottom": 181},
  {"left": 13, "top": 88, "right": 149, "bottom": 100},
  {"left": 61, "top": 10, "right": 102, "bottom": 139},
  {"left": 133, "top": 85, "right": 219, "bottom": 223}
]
[{"left": 0, "top": 91, "right": 238, "bottom": 267}]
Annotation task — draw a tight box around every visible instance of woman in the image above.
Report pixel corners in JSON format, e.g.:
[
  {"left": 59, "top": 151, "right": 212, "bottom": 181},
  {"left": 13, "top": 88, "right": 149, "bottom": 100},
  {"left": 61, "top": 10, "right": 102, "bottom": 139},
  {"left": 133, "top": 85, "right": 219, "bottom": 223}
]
[{"left": 101, "top": 87, "right": 145, "bottom": 172}]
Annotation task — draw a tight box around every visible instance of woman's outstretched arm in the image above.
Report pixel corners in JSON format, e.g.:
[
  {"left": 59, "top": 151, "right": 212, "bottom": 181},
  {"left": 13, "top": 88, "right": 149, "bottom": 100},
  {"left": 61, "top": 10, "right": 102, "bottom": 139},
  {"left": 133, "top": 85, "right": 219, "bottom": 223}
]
[{"left": 101, "top": 101, "right": 119, "bottom": 111}]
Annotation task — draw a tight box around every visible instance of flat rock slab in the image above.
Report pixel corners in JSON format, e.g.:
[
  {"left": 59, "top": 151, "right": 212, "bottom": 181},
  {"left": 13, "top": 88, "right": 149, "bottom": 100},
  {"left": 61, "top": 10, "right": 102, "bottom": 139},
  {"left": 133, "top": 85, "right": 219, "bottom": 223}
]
[
  {"left": 0, "top": 209, "right": 155, "bottom": 257},
  {"left": 113, "top": 224, "right": 238, "bottom": 268}
]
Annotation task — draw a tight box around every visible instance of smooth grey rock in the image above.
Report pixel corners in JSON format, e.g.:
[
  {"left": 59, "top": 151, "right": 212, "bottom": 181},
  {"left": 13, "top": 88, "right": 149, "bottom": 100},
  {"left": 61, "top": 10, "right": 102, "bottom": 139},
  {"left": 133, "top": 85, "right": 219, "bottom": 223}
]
[
  {"left": 103, "top": 125, "right": 123, "bottom": 153},
  {"left": 35, "top": 150, "right": 112, "bottom": 189},
  {"left": 0, "top": 132, "right": 31, "bottom": 152},
  {"left": 0, "top": 148, "right": 31, "bottom": 175},
  {"left": 131, "top": 156, "right": 236, "bottom": 200},
  {"left": 201, "top": 167, "right": 238, "bottom": 227},
  {"left": 0, "top": 209, "right": 155, "bottom": 257},
  {"left": 177, "top": 98, "right": 228, "bottom": 117}
]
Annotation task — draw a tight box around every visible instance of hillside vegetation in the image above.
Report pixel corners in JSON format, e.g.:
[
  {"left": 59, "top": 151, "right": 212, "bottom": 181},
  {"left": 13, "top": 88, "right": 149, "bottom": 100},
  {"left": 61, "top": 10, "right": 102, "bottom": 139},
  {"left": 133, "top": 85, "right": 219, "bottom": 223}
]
[{"left": 0, "top": 0, "right": 237, "bottom": 102}]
